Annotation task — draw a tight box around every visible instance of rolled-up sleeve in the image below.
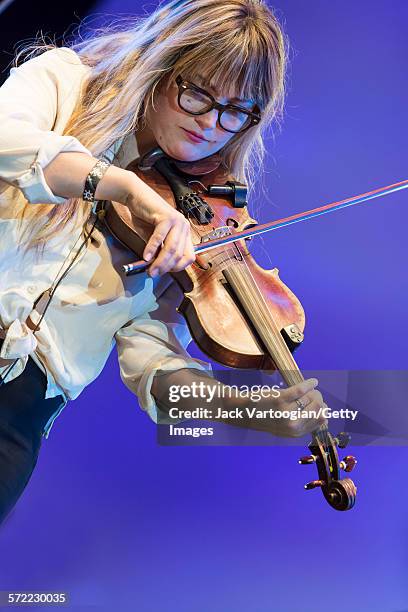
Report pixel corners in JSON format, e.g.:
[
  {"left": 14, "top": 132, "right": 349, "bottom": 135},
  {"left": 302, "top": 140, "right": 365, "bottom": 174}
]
[
  {"left": 0, "top": 47, "right": 93, "bottom": 204},
  {"left": 115, "top": 282, "right": 213, "bottom": 424}
]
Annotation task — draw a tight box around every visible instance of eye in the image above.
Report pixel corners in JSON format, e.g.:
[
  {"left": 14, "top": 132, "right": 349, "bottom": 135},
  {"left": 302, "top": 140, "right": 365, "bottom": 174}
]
[{"left": 179, "top": 88, "right": 213, "bottom": 113}]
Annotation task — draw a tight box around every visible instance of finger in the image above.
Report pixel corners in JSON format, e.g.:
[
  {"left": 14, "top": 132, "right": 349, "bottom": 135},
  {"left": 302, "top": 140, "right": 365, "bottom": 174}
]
[
  {"left": 143, "top": 220, "right": 172, "bottom": 262},
  {"left": 280, "top": 378, "right": 318, "bottom": 403},
  {"left": 148, "top": 223, "right": 186, "bottom": 276},
  {"left": 292, "top": 389, "right": 323, "bottom": 410},
  {"left": 298, "top": 399, "right": 328, "bottom": 434},
  {"left": 169, "top": 235, "right": 196, "bottom": 272},
  {"left": 289, "top": 417, "right": 327, "bottom": 438},
  {"left": 153, "top": 217, "right": 192, "bottom": 273},
  {"left": 170, "top": 253, "right": 196, "bottom": 272}
]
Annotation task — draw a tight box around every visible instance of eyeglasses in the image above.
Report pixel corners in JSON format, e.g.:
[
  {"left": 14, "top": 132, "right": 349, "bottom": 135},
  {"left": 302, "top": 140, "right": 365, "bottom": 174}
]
[{"left": 175, "top": 75, "right": 261, "bottom": 134}]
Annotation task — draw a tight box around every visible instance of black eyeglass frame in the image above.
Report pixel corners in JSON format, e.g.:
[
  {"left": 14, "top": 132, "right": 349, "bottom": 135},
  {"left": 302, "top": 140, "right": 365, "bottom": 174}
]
[{"left": 175, "top": 75, "right": 262, "bottom": 134}]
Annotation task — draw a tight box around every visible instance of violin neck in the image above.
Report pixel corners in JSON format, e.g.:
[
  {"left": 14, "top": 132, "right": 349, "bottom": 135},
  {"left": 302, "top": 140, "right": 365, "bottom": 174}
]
[{"left": 222, "top": 263, "right": 304, "bottom": 387}]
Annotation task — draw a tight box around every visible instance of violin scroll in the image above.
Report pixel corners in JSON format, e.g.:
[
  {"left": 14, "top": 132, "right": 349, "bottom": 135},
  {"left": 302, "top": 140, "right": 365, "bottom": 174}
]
[{"left": 299, "top": 428, "right": 357, "bottom": 511}]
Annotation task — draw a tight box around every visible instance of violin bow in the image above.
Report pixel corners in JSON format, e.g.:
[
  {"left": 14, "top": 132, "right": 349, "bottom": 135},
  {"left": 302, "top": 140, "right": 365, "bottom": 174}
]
[{"left": 123, "top": 177, "right": 408, "bottom": 275}]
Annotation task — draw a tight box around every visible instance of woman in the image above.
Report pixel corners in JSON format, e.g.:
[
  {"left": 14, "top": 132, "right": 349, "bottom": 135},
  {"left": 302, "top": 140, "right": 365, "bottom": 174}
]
[{"left": 0, "top": 0, "right": 325, "bottom": 525}]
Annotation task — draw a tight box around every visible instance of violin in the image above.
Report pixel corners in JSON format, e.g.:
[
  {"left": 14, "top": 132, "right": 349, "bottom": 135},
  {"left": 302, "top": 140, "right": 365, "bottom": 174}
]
[{"left": 99, "top": 146, "right": 358, "bottom": 511}]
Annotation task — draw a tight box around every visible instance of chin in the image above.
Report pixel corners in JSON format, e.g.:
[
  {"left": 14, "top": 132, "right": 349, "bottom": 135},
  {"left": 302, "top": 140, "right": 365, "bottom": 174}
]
[{"left": 161, "top": 141, "right": 210, "bottom": 162}]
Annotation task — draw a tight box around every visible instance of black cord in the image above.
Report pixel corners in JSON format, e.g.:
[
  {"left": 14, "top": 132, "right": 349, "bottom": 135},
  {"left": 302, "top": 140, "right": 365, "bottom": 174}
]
[
  {"left": 33, "top": 213, "right": 99, "bottom": 330},
  {"left": 0, "top": 212, "right": 99, "bottom": 387}
]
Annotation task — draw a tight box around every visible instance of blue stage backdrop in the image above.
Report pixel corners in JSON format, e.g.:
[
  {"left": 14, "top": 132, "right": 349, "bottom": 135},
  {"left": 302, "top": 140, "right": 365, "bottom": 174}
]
[{"left": 0, "top": 2, "right": 407, "bottom": 611}]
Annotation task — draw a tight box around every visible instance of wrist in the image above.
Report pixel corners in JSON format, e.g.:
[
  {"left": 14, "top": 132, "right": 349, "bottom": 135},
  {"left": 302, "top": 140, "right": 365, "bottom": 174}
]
[
  {"left": 103, "top": 169, "right": 139, "bottom": 206},
  {"left": 122, "top": 172, "right": 153, "bottom": 216}
]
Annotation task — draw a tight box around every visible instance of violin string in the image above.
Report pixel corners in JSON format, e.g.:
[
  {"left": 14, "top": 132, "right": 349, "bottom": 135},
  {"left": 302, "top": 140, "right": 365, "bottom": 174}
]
[
  {"left": 225, "top": 237, "right": 301, "bottom": 378},
  {"left": 189, "top": 186, "right": 298, "bottom": 378},
  {"left": 224, "top": 231, "right": 331, "bottom": 451},
  {"left": 185, "top": 189, "right": 331, "bottom": 454},
  {"left": 227, "top": 214, "right": 331, "bottom": 450},
  {"left": 191, "top": 198, "right": 305, "bottom": 384}
]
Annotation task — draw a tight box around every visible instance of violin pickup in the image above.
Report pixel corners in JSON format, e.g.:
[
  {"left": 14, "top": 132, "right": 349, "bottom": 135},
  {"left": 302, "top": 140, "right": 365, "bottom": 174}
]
[{"left": 281, "top": 323, "right": 304, "bottom": 352}]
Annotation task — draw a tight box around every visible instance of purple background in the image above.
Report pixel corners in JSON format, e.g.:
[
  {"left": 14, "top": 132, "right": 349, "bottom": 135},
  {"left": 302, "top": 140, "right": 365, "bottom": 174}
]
[{"left": 1, "top": 1, "right": 408, "bottom": 610}]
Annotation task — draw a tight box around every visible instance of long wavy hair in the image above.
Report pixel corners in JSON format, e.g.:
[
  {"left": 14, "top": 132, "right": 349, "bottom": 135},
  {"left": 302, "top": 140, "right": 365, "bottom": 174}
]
[{"left": 16, "top": 0, "right": 288, "bottom": 251}]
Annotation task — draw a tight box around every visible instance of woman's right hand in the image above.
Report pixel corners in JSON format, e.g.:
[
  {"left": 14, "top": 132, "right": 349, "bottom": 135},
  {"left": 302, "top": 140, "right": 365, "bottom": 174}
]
[{"left": 126, "top": 173, "right": 195, "bottom": 277}]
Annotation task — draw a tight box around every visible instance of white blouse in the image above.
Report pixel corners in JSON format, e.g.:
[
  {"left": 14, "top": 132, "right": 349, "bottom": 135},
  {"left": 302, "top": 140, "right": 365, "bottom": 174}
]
[{"left": 0, "top": 47, "right": 211, "bottom": 437}]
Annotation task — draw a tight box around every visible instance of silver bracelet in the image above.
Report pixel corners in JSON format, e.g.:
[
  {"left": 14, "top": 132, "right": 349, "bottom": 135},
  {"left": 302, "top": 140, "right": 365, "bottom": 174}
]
[{"left": 82, "top": 159, "right": 111, "bottom": 203}]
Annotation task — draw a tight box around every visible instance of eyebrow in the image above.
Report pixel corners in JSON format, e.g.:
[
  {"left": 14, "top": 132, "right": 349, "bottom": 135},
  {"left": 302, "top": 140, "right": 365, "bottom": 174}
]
[{"left": 195, "top": 78, "right": 251, "bottom": 104}]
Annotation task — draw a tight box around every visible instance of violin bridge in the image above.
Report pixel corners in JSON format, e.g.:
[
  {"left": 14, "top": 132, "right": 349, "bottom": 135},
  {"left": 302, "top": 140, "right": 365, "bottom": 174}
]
[
  {"left": 201, "top": 226, "right": 233, "bottom": 242},
  {"left": 281, "top": 323, "right": 304, "bottom": 352}
]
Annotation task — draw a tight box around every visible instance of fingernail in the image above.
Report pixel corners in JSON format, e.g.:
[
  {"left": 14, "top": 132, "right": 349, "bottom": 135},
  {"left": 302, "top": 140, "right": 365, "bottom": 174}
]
[
  {"left": 144, "top": 253, "right": 152, "bottom": 262},
  {"left": 150, "top": 269, "right": 158, "bottom": 278}
]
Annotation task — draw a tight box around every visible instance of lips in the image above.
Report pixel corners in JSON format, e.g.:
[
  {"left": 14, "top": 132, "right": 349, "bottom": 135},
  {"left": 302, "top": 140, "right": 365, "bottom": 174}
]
[{"left": 182, "top": 127, "right": 209, "bottom": 142}]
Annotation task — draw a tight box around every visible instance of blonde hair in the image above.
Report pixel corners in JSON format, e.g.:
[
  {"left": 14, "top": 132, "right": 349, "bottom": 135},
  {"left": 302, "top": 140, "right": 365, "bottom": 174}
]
[{"left": 17, "top": 0, "right": 288, "bottom": 251}]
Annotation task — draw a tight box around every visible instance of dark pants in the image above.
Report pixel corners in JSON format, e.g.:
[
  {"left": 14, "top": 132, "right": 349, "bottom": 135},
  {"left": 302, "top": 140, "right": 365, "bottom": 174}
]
[{"left": 0, "top": 345, "right": 64, "bottom": 526}]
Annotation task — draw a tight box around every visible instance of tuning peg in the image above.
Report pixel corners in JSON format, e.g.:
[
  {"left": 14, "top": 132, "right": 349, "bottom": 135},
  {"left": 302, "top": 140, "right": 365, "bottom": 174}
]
[
  {"left": 340, "top": 455, "right": 357, "bottom": 472},
  {"left": 304, "top": 480, "right": 325, "bottom": 490},
  {"left": 298, "top": 455, "right": 317, "bottom": 465},
  {"left": 334, "top": 432, "right": 351, "bottom": 449}
]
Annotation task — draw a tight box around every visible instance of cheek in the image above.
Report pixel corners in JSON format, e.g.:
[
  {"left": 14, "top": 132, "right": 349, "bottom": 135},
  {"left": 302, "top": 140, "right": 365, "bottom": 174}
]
[
  {"left": 216, "top": 131, "right": 235, "bottom": 147},
  {"left": 207, "top": 131, "right": 236, "bottom": 154},
  {"left": 152, "top": 89, "right": 182, "bottom": 133}
]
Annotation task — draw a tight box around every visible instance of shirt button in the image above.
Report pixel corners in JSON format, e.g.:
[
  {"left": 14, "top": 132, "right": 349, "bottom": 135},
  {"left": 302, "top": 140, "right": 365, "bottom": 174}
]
[
  {"left": 90, "top": 280, "right": 103, "bottom": 288},
  {"left": 27, "top": 285, "right": 37, "bottom": 294}
]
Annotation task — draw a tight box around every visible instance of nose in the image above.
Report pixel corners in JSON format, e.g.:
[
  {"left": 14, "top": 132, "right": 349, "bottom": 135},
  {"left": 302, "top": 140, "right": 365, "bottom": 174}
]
[{"left": 195, "top": 108, "right": 218, "bottom": 132}]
